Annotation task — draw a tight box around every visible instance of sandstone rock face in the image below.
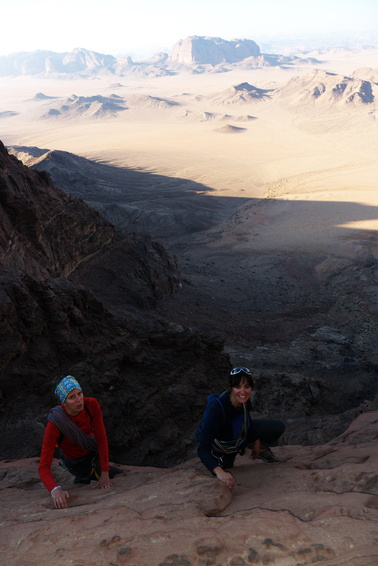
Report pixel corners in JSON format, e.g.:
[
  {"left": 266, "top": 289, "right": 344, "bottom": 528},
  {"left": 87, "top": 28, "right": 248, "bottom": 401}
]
[
  {"left": 170, "top": 36, "right": 261, "bottom": 65},
  {"left": 1, "top": 411, "right": 377, "bottom": 565}
]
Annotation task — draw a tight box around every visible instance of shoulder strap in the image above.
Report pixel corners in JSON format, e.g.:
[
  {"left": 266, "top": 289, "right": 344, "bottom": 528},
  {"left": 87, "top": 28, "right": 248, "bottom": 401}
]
[
  {"left": 241, "top": 402, "right": 248, "bottom": 435},
  {"left": 215, "top": 391, "right": 228, "bottom": 423},
  {"left": 213, "top": 398, "right": 249, "bottom": 455}
]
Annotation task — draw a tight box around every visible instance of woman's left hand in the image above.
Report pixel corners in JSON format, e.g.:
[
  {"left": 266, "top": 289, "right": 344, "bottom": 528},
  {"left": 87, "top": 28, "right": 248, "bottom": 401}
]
[{"left": 93, "top": 471, "right": 113, "bottom": 489}]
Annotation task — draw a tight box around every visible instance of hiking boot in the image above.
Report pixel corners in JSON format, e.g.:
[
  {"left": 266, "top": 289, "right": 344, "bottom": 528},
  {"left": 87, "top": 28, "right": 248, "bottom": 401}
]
[
  {"left": 257, "top": 447, "right": 280, "bottom": 463},
  {"left": 109, "top": 465, "right": 123, "bottom": 478}
]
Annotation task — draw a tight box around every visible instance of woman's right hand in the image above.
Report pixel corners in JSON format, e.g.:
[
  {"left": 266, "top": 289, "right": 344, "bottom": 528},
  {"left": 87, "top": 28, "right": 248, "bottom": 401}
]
[
  {"left": 51, "top": 487, "right": 70, "bottom": 509},
  {"left": 213, "top": 467, "right": 235, "bottom": 489}
]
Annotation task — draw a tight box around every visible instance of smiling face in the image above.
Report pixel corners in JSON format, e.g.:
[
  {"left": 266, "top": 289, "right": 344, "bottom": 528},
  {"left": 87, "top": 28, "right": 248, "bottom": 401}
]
[
  {"left": 229, "top": 377, "right": 252, "bottom": 407},
  {"left": 64, "top": 388, "right": 84, "bottom": 416}
]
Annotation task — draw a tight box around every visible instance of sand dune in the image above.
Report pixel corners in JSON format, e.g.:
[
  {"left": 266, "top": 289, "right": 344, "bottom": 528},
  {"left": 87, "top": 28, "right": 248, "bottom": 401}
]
[
  {"left": 39, "top": 94, "right": 127, "bottom": 120},
  {"left": 181, "top": 110, "right": 216, "bottom": 121},
  {"left": 126, "top": 94, "right": 179, "bottom": 108},
  {"left": 209, "top": 81, "right": 273, "bottom": 105},
  {"left": 215, "top": 124, "right": 247, "bottom": 133}
]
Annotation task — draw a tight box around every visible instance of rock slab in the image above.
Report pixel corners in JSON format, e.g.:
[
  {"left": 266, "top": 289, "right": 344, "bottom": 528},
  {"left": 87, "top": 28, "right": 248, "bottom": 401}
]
[{"left": 1, "top": 411, "right": 378, "bottom": 565}]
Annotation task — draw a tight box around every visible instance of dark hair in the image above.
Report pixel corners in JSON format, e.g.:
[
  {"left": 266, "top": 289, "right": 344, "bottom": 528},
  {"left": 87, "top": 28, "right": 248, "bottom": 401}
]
[{"left": 229, "top": 370, "right": 254, "bottom": 389}]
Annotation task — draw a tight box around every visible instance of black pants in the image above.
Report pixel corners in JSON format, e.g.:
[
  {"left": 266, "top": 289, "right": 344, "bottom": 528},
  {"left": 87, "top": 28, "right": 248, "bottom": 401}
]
[
  {"left": 213, "top": 418, "right": 285, "bottom": 470},
  {"left": 60, "top": 451, "right": 100, "bottom": 483},
  {"left": 247, "top": 418, "right": 285, "bottom": 446}
]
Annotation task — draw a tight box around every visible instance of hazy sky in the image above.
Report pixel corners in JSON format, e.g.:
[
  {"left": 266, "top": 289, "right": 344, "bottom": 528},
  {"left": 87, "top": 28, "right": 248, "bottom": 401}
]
[{"left": 2, "top": 0, "right": 378, "bottom": 58}]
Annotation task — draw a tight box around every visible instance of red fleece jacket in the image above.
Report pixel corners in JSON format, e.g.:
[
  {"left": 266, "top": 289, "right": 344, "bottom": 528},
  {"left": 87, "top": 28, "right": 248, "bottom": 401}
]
[{"left": 38, "top": 397, "right": 110, "bottom": 492}]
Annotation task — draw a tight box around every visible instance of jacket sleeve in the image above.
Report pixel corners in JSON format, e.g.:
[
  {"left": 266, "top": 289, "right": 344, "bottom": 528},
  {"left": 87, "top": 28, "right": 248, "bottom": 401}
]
[
  {"left": 38, "top": 422, "right": 61, "bottom": 492},
  {"left": 197, "top": 400, "right": 226, "bottom": 473},
  {"left": 88, "top": 398, "right": 110, "bottom": 473}
]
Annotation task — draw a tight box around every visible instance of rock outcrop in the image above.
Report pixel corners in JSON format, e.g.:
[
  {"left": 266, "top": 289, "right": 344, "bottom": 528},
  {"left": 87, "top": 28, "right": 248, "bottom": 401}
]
[
  {"left": 169, "top": 36, "right": 261, "bottom": 65},
  {"left": 40, "top": 94, "right": 127, "bottom": 120},
  {"left": 1, "top": 411, "right": 378, "bottom": 565},
  {"left": 210, "top": 82, "right": 273, "bottom": 104},
  {"left": 275, "top": 69, "right": 376, "bottom": 107},
  {"left": 0, "top": 142, "right": 115, "bottom": 279}
]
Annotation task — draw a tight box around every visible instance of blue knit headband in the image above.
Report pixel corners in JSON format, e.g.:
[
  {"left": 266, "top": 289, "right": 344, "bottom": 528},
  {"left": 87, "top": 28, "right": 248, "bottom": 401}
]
[{"left": 55, "top": 376, "right": 82, "bottom": 403}]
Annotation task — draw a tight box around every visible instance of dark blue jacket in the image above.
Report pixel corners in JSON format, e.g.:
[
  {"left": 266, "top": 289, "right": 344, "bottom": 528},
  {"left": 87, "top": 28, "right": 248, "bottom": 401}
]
[{"left": 197, "top": 391, "right": 253, "bottom": 472}]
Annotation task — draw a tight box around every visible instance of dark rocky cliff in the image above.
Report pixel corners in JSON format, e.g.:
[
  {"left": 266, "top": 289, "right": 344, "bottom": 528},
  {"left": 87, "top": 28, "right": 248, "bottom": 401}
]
[
  {"left": 0, "top": 144, "right": 114, "bottom": 279},
  {"left": 0, "top": 141, "right": 230, "bottom": 466}
]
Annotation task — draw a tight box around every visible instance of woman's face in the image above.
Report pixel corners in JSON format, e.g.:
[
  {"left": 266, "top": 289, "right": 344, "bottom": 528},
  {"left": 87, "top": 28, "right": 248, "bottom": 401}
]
[
  {"left": 64, "top": 388, "right": 84, "bottom": 416},
  {"left": 230, "top": 377, "right": 252, "bottom": 407}
]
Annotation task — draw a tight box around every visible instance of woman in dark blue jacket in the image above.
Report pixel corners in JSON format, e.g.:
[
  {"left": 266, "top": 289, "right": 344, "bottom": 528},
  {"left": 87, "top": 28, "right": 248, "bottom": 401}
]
[{"left": 197, "top": 367, "right": 285, "bottom": 489}]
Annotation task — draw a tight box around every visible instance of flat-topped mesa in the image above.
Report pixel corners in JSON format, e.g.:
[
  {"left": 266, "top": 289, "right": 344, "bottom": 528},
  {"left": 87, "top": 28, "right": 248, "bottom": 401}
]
[{"left": 169, "top": 36, "right": 261, "bottom": 65}]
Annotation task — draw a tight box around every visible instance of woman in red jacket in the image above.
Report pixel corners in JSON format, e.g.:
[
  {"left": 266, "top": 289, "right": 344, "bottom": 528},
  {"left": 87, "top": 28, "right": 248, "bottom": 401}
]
[{"left": 39, "top": 375, "right": 120, "bottom": 509}]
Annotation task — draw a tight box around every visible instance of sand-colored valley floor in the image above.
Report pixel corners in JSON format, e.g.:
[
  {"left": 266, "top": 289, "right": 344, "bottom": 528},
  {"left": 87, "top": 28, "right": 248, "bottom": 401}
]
[
  {"left": 2, "top": 50, "right": 378, "bottom": 356},
  {"left": 2, "top": 50, "right": 378, "bottom": 220}
]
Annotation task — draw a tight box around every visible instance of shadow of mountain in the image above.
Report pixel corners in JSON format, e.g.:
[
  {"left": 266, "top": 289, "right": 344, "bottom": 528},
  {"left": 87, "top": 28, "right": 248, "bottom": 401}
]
[
  {"left": 9, "top": 145, "right": 248, "bottom": 239},
  {"left": 154, "top": 193, "right": 378, "bottom": 335},
  {"left": 3, "top": 141, "right": 378, "bottom": 467},
  {"left": 11, "top": 145, "right": 378, "bottom": 252}
]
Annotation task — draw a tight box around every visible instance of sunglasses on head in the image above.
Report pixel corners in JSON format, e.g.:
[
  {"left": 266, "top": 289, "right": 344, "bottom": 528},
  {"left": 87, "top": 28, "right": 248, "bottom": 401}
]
[{"left": 230, "top": 367, "right": 251, "bottom": 375}]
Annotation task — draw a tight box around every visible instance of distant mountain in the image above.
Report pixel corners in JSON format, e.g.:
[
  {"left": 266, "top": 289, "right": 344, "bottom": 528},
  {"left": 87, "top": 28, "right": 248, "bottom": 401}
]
[
  {"left": 210, "top": 82, "right": 273, "bottom": 105},
  {"left": 126, "top": 94, "right": 180, "bottom": 108},
  {"left": 0, "top": 47, "right": 117, "bottom": 76},
  {"left": 257, "top": 34, "right": 378, "bottom": 55},
  {"left": 275, "top": 69, "right": 376, "bottom": 107},
  {"left": 351, "top": 67, "right": 378, "bottom": 83},
  {"left": 169, "top": 36, "right": 260, "bottom": 65},
  {"left": 32, "top": 92, "right": 57, "bottom": 101},
  {"left": 0, "top": 37, "right": 318, "bottom": 78},
  {"left": 40, "top": 94, "right": 127, "bottom": 120},
  {"left": 33, "top": 93, "right": 179, "bottom": 121}
]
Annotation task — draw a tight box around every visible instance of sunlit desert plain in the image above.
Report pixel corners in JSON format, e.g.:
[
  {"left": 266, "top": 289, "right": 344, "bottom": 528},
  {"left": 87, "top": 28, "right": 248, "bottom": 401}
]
[
  {"left": 2, "top": 48, "right": 378, "bottom": 227},
  {"left": 2, "top": 47, "right": 378, "bottom": 363}
]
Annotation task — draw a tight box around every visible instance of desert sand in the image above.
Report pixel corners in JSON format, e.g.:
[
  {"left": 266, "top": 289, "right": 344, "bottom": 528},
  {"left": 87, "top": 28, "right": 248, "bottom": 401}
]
[
  {"left": 2, "top": 50, "right": 378, "bottom": 232},
  {"left": 2, "top": 49, "right": 378, "bottom": 350}
]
